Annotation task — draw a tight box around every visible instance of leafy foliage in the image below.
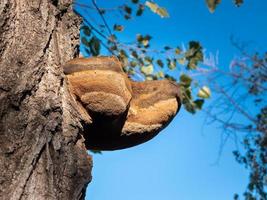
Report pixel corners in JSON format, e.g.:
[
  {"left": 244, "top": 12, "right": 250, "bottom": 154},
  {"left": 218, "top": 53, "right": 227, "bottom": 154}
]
[
  {"left": 233, "top": 133, "right": 267, "bottom": 200},
  {"left": 232, "top": 53, "right": 267, "bottom": 200},
  {"left": 205, "top": 0, "right": 244, "bottom": 13},
  {"left": 77, "top": 1, "right": 210, "bottom": 114},
  {"left": 205, "top": 48, "right": 267, "bottom": 200}
]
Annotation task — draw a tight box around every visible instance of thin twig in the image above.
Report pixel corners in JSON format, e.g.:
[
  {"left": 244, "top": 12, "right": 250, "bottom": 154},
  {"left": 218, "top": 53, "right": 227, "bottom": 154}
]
[
  {"left": 92, "top": 0, "right": 113, "bottom": 36},
  {"left": 74, "top": 2, "right": 121, "bottom": 12}
]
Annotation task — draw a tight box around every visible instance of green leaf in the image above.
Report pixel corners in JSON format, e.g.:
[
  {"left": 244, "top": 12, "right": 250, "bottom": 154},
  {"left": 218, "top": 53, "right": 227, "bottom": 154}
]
[
  {"left": 82, "top": 26, "right": 91, "bottom": 36},
  {"left": 184, "top": 88, "right": 192, "bottom": 99},
  {"left": 131, "top": 0, "right": 139, "bottom": 4},
  {"left": 198, "top": 86, "right": 211, "bottom": 99},
  {"left": 156, "top": 71, "right": 164, "bottom": 79},
  {"left": 113, "top": 24, "right": 124, "bottom": 32},
  {"left": 145, "top": 1, "right": 157, "bottom": 13},
  {"left": 131, "top": 50, "right": 138, "bottom": 58},
  {"left": 194, "top": 99, "right": 204, "bottom": 110},
  {"left": 178, "top": 58, "right": 186, "bottom": 65},
  {"left": 130, "top": 61, "right": 137, "bottom": 67},
  {"left": 109, "top": 45, "right": 117, "bottom": 51},
  {"left": 234, "top": 0, "right": 243, "bottom": 7},
  {"left": 187, "top": 60, "right": 197, "bottom": 69},
  {"left": 99, "top": 9, "right": 105, "bottom": 15},
  {"left": 146, "top": 75, "right": 154, "bottom": 81},
  {"left": 141, "top": 64, "right": 154, "bottom": 75},
  {"left": 108, "top": 34, "right": 117, "bottom": 43},
  {"left": 144, "top": 56, "right": 152, "bottom": 64},
  {"left": 164, "top": 46, "right": 171, "bottom": 50},
  {"left": 124, "top": 5, "right": 132, "bottom": 14},
  {"left": 145, "top": 1, "right": 169, "bottom": 18},
  {"left": 157, "top": 7, "right": 169, "bottom": 18},
  {"left": 89, "top": 36, "right": 100, "bottom": 56},
  {"left": 136, "top": 34, "right": 151, "bottom": 47},
  {"left": 138, "top": 58, "right": 144, "bottom": 66},
  {"left": 136, "top": 34, "right": 143, "bottom": 43},
  {"left": 124, "top": 14, "right": 131, "bottom": 20},
  {"left": 205, "top": 0, "right": 221, "bottom": 13},
  {"left": 188, "top": 41, "right": 202, "bottom": 52},
  {"left": 156, "top": 59, "right": 164, "bottom": 68},
  {"left": 183, "top": 101, "right": 196, "bottom": 114},
  {"left": 119, "top": 49, "right": 128, "bottom": 57},
  {"left": 81, "top": 37, "right": 89, "bottom": 47},
  {"left": 118, "top": 50, "right": 128, "bottom": 66},
  {"left": 165, "top": 74, "right": 176, "bottom": 81},
  {"left": 142, "top": 39, "right": 149, "bottom": 47},
  {"left": 180, "top": 74, "right": 192, "bottom": 87},
  {"left": 136, "top": 4, "right": 144, "bottom": 16},
  {"left": 185, "top": 41, "right": 203, "bottom": 70},
  {"left": 175, "top": 47, "right": 182, "bottom": 55},
  {"left": 128, "top": 68, "right": 136, "bottom": 75},
  {"left": 167, "top": 58, "right": 176, "bottom": 70}
]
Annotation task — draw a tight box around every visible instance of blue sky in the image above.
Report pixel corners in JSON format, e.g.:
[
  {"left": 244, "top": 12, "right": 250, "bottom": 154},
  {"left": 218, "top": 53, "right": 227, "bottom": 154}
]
[{"left": 75, "top": 1, "right": 267, "bottom": 199}]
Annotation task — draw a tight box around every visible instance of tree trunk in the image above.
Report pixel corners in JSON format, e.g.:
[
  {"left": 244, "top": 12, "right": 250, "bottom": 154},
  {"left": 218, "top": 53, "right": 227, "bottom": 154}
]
[{"left": 0, "top": 1, "right": 92, "bottom": 199}]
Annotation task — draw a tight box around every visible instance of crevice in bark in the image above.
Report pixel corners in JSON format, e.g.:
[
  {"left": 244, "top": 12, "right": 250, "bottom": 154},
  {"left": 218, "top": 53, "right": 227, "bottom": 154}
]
[
  {"left": 0, "top": 1, "right": 11, "bottom": 58},
  {"left": 10, "top": 69, "right": 46, "bottom": 111},
  {"left": 51, "top": 0, "right": 59, "bottom": 7},
  {"left": 55, "top": 5, "right": 69, "bottom": 20},
  {"left": 0, "top": 87, "right": 9, "bottom": 92},
  {"left": 43, "top": 31, "right": 54, "bottom": 55}
]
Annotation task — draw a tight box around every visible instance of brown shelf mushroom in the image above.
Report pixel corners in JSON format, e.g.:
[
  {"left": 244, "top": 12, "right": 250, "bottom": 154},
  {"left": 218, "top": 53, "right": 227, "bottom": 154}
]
[{"left": 64, "top": 56, "right": 181, "bottom": 150}]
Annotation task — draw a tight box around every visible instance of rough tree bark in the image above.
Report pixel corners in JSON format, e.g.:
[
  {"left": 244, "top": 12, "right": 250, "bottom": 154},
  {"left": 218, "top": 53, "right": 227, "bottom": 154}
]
[{"left": 0, "top": 1, "right": 92, "bottom": 199}]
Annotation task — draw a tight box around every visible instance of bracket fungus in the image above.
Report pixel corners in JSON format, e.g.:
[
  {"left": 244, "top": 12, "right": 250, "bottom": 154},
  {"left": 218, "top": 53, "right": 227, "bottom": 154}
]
[{"left": 64, "top": 56, "right": 181, "bottom": 150}]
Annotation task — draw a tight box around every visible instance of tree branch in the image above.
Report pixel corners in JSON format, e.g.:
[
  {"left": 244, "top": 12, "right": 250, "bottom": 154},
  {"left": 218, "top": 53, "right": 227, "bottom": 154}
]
[{"left": 91, "top": 0, "right": 113, "bottom": 36}]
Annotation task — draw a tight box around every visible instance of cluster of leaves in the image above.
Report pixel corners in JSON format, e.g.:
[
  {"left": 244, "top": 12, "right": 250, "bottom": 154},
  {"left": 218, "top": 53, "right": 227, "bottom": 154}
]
[
  {"left": 118, "top": 0, "right": 146, "bottom": 20},
  {"left": 77, "top": 1, "right": 211, "bottom": 114},
  {"left": 247, "top": 53, "right": 267, "bottom": 96},
  {"left": 206, "top": 49, "right": 267, "bottom": 200},
  {"left": 257, "top": 107, "right": 267, "bottom": 140},
  {"left": 206, "top": 0, "right": 244, "bottom": 13},
  {"left": 233, "top": 133, "right": 267, "bottom": 200},
  {"left": 232, "top": 53, "right": 267, "bottom": 200},
  {"left": 115, "top": 0, "right": 170, "bottom": 19}
]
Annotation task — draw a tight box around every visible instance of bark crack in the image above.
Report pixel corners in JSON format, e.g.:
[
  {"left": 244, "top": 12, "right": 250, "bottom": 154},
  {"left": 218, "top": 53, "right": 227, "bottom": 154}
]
[
  {"left": 0, "top": 86, "right": 9, "bottom": 92},
  {"left": 42, "top": 30, "right": 54, "bottom": 55}
]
